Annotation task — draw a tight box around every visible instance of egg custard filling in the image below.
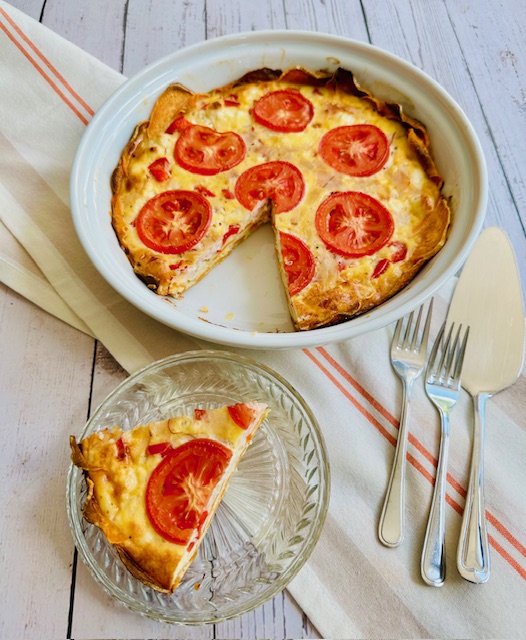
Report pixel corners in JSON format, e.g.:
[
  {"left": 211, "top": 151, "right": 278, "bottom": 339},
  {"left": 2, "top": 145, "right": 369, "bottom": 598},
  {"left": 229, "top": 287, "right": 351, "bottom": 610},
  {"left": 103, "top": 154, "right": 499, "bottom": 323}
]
[{"left": 111, "top": 67, "right": 450, "bottom": 330}]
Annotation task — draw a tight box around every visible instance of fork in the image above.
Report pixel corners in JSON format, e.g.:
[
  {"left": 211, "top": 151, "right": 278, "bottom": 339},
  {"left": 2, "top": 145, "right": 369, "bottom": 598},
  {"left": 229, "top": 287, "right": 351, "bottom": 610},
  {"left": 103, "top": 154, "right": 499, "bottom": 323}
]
[
  {"left": 421, "top": 322, "right": 470, "bottom": 586},
  {"left": 378, "top": 299, "right": 433, "bottom": 547}
]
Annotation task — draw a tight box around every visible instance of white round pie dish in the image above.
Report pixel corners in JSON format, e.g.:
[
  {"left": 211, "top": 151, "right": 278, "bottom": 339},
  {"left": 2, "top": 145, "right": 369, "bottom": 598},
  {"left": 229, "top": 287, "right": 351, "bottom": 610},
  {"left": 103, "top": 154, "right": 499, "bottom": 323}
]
[{"left": 70, "top": 30, "right": 487, "bottom": 349}]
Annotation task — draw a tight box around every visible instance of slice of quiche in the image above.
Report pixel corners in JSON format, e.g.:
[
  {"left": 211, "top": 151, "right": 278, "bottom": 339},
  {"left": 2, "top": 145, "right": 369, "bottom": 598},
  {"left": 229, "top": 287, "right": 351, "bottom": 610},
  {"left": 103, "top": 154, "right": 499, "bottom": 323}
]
[{"left": 70, "top": 401, "right": 268, "bottom": 593}]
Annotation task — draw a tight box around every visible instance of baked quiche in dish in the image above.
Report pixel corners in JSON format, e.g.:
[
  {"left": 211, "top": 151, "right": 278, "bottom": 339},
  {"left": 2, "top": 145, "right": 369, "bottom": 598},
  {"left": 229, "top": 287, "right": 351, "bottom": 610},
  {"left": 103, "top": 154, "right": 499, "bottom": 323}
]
[{"left": 111, "top": 67, "right": 450, "bottom": 331}]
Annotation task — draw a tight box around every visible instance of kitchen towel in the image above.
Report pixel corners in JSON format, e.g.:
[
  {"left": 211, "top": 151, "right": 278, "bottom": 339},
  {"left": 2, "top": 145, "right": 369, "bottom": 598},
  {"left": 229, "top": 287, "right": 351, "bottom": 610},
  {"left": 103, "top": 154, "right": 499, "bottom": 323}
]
[{"left": 1, "top": 3, "right": 525, "bottom": 638}]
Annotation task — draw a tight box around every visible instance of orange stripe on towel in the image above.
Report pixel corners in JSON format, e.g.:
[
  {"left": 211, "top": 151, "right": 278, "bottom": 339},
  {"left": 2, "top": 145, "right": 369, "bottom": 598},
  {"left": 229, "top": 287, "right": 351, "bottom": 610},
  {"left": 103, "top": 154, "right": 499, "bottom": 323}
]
[
  {"left": 303, "top": 348, "right": 397, "bottom": 447},
  {"left": 488, "top": 534, "right": 526, "bottom": 581},
  {"left": 305, "top": 346, "right": 525, "bottom": 580},
  {"left": 0, "top": 8, "right": 91, "bottom": 124}
]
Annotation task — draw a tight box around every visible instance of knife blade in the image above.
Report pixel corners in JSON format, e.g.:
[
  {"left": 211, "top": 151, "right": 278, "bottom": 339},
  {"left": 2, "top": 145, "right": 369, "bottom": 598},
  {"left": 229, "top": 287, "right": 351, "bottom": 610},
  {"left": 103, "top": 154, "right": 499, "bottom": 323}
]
[{"left": 446, "top": 227, "right": 524, "bottom": 584}]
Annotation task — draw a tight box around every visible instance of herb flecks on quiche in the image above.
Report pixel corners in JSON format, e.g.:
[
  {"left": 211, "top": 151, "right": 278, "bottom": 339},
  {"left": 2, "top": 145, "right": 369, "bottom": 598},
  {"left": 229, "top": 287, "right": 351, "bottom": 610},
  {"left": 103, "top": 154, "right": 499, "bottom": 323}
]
[
  {"left": 70, "top": 402, "right": 268, "bottom": 593},
  {"left": 111, "top": 67, "right": 450, "bottom": 330}
]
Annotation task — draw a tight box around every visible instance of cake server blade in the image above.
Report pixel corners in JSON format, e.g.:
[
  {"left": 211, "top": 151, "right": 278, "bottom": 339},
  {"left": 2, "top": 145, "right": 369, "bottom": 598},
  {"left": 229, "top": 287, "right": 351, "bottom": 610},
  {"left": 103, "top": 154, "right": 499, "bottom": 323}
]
[{"left": 446, "top": 227, "right": 524, "bottom": 584}]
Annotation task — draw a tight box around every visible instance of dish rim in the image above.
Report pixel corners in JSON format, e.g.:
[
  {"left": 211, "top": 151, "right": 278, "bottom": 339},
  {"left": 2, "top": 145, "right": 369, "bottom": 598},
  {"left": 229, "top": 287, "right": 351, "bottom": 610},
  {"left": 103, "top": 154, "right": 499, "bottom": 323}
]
[{"left": 70, "top": 29, "right": 488, "bottom": 349}]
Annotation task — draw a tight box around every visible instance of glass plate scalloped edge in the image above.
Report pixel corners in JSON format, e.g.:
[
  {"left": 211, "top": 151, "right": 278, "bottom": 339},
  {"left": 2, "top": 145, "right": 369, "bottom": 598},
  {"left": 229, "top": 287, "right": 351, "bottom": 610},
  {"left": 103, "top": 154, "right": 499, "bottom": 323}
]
[{"left": 66, "top": 350, "right": 330, "bottom": 624}]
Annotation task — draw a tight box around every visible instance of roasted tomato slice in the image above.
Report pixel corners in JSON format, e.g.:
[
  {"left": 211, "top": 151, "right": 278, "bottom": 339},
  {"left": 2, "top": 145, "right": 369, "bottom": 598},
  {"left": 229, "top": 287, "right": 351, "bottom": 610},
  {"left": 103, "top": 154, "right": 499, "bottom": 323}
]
[
  {"left": 389, "top": 241, "right": 408, "bottom": 263},
  {"left": 175, "top": 124, "right": 246, "bottom": 175},
  {"left": 228, "top": 403, "right": 256, "bottom": 430},
  {"left": 146, "top": 438, "right": 232, "bottom": 544},
  {"left": 253, "top": 89, "right": 314, "bottom": 133},
  {"left": 166, "top": 116, "right": 191, "bottom": 134},
  {"left": 147, "top": 442, "right": 173, "bottom": 456},
  {"left": 148, "top": 157, "right": 171, "bottom": 182},
  {"left": 319, "top": 124, "right": 389, "bottom": 177},
  {"left": 136, "top": 190, "right": 212, "bottom": 255},
  {"left": 235, "top": 161, "right": 305, "bottom": 214},
  {"left": 279, "top": 232, "right": 315, "bottom": 296},
  {"left": 371, "top": 258, "right": 390, "bottom": 279},
  {"left": 315, "top": 191, "right": 394, "bottom": 258}
]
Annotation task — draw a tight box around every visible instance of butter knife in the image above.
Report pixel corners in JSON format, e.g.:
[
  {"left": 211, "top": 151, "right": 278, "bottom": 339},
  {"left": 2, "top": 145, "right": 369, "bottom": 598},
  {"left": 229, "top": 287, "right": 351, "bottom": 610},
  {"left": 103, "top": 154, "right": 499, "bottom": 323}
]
[{"left": 446, "top": 227, "right": 524, "bottom": 584}]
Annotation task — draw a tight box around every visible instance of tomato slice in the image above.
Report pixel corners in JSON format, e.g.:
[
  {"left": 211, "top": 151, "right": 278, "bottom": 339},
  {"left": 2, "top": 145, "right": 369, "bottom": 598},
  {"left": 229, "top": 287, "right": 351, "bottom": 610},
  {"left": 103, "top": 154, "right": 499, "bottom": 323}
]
[
  {"left": 146, "top": 438, "right": 232, "bottom": 545},
  {"left": 148, "top": 157, "right": 171, "bottom": 182},
  {"left": 115, "top": 437, "right": 129, "bottom": 460},
  {"left": 136, "top": 190, "right": 212, "bottom": 255},
  {"left": 175, "top": 124, "right": 246, "bottom": 175},
  {"left": 389, "top": 241, "right": 408, "bottom": 263},
  {"left": 166, "top": 116, "right": 192, "bottom": 134},
  {"left": 279, "top": 232, "right": 315, "bottom": 296},
  {"left": 315, "top": 191, "right": 394, "bottom": 258},
  {"left": 371, "top": 258, "right": 390, "bottom": 279},
  {"left": 222, "top": 224, "right": 240, "bottom": 245},
  {"left": 147, "top": 442, "right": 173, "bottom": 456},
  {"left": 228, "top": 403, "right": 256, "bottom": 430},
  {"left": 235, "top": 161, "right": 305, "bottom": 214},
  {"left": 253, "top": 90, "right": 314, "bottom": 133},
  {"left": 194, "top": 185, "right": 215, "bottom": 197},
  {"left": 319, "top": 125, "right": 389, "bottom": 177}
]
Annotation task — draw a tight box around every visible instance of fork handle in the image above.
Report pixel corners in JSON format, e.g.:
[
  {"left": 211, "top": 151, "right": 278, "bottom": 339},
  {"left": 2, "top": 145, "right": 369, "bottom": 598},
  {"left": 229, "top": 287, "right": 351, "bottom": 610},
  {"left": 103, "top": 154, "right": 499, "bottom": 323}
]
[
  {"left": 457, "top": 392, "right": 490, "bottom": 583},
  {"left": 378, "top": 378, "right": 413, "bottom": 547},
  {"left": 421, "top": 410, "right": 450, "bottom": 586}
]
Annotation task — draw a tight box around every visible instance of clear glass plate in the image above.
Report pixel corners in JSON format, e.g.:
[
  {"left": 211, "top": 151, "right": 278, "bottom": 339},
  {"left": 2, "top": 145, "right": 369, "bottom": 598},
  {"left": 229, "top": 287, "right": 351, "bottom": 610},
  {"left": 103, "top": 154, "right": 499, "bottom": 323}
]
[{"left": 66, "top": 350, "right": 330, "bottom": 624}]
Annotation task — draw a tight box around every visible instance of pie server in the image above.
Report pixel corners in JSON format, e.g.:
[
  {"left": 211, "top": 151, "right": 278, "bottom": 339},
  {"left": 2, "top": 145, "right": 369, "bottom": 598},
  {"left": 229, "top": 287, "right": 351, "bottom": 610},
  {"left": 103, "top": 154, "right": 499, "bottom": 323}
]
[{"left": 446, "top": 227, "right": 524, "bottom": 584}]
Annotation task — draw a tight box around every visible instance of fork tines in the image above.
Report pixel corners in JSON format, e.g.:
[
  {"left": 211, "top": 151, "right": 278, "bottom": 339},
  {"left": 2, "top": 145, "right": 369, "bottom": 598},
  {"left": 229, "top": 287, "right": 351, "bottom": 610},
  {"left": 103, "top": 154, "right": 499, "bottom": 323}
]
[
  {"left": 393, "top": 298, "right": 433, "bottom": 353},
  {"left": 427, "top": 322, "right": 470, "bottom": 384}
]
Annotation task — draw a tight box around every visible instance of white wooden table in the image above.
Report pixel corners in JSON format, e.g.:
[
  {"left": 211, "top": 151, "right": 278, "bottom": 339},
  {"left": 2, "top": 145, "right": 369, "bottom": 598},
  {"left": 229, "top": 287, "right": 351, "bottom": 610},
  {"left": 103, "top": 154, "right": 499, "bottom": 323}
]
[{"left": 1, "top": 1, "right": 525, "bottom": 638}]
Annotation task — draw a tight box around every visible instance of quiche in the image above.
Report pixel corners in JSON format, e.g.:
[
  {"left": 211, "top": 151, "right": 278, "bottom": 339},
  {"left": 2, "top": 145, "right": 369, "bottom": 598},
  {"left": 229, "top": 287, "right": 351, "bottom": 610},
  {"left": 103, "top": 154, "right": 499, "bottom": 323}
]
[
  {"left": 111, "top": 67, "right": 450, "bottom": 330},
  {"left": 70, "top": 401, "right": 268, "bottom": 593}
]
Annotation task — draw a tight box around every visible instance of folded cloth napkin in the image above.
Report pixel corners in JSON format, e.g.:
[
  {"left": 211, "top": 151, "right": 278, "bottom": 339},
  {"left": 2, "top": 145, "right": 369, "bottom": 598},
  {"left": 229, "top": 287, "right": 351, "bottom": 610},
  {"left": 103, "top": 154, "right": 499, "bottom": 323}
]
[{"left": 1, "top": 4, "right": 525, "bottom": 638}]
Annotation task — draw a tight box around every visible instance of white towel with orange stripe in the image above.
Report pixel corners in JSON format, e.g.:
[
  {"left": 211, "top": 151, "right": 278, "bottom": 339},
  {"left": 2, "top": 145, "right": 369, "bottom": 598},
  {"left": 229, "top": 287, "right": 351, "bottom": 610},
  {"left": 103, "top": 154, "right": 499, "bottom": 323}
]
[{"left": 1, "top": 3, "right": 525, "bottom": 638}]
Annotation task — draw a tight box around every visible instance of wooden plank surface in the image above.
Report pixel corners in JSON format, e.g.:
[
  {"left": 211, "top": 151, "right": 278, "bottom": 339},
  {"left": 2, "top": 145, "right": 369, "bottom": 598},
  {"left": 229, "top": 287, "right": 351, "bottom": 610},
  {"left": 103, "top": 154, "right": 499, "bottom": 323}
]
[
  {"left": 2, "top": 0, "right": 526, "bottom": 637},
  {"left": 0, "top": 287, "right": 94, "bottom": 638},
  {"left": 362, "top": 0, "right": 526, "bottom": 282}
]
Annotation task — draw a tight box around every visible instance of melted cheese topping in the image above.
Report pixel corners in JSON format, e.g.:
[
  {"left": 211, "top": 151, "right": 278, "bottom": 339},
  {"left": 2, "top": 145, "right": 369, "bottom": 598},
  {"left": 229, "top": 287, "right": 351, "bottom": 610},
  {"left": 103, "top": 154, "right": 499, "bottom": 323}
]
[{"left": 112, "top": 70, "right": 449, "bottom": 328}]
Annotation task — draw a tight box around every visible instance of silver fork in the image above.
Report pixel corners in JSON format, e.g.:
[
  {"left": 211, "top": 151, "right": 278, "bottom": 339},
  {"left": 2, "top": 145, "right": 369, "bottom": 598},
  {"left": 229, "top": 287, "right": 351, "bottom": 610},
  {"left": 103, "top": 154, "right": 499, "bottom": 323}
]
[
  {"left": 421, "top": 322, "right": 470, "bottom": 586},
  {"left": 378, "top": 299, "right": 433, "bottom": 547}
]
